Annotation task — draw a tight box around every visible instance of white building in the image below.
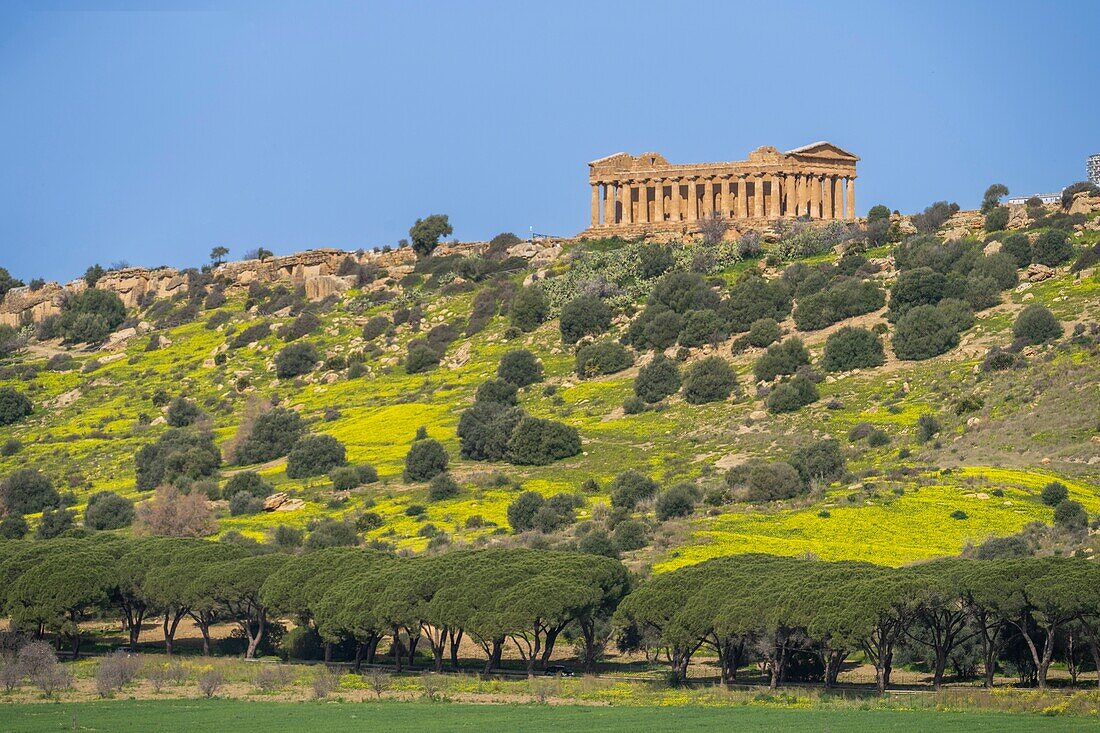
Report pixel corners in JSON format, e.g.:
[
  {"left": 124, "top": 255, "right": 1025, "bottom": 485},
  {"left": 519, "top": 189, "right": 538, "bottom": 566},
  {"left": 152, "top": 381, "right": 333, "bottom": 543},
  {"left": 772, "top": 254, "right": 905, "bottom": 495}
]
[
  {"left": 1006, "top": 192, "right": 1061, "bottom": 206},
  {"left": 1088, "top": 153, "right": 1100, "bottom": 187}
]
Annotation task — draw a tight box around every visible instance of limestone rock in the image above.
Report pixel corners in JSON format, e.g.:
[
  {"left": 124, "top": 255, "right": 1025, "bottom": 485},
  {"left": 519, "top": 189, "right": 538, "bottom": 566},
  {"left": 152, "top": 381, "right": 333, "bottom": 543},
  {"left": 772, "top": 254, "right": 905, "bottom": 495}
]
[{"left": 1026, "top": 263, "right": 1055, "bottom": 283}]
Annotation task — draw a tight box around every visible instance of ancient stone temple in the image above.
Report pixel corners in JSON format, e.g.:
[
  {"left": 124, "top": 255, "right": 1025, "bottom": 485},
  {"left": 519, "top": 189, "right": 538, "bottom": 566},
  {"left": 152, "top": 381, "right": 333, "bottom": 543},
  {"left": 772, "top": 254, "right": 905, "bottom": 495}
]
[{"left": 585, "top": 142, "right": 858, "bottom": 235}]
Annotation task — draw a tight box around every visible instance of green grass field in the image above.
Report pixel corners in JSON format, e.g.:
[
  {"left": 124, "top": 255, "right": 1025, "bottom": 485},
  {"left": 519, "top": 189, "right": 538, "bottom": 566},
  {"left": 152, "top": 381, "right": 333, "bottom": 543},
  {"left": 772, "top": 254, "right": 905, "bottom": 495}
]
[{"left": 0, "top": 699, "right": 1090, "bottom": 733}]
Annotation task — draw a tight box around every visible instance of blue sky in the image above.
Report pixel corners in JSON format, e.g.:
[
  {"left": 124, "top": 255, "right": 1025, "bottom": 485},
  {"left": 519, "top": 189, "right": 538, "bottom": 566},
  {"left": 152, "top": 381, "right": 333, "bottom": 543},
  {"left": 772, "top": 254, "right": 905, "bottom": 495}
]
[{"left": 1, "top": 0, "right": 1097, "bottom": 282}]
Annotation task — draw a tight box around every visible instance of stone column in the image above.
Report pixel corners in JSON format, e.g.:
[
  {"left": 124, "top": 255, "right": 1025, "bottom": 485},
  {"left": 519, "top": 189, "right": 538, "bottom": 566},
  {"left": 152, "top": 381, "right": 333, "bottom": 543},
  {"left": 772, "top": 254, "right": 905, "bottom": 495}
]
[
  {"left": 591, "top": 184, "right": 600, "bottom": 227},
  {"left": 621, "top": 181, "right": 632, "bottom": 225},
  {"left": 670, "top": 179, "right": 681, "bottom": 221},
  {"left": 752, "top": 174, "right": 764, "bottom": 218},
  {"left": 718, "top": 176, "right": 728, "bottom": 218},
  {"left": 737, "top": 176, "right": 747, "bottom": 218},
  {"left": 686, "top": 178, "right": 698, "bottom": 221},
  {"left": 769, "top": 174, "right": 780, "bottom": 218},
  {"left": 654, "top": 180, "right": 665, "bottom": 223},
  {"left": 785, "top": 174, "right": 797, "bottom": 217},
  {"left": 810, "top": 174, "right": 821, "bottom": 219},
  {"left": 604, "top": 183, "right": 616, "bottom": 225},
  {"left": 846, "top": 177, "right": 856, "bottom": 219},
  {"left": 636, "top": 182, "right": 647, "bottom": 224},
  {"left": 824, "top": 177, "right": 834, "bottom": 219}
]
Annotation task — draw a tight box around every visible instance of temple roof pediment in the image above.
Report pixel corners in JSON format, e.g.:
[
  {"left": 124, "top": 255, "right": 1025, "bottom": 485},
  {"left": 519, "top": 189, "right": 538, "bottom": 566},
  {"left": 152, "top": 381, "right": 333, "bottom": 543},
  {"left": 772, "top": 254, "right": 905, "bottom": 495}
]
[{"left": 784, "top": 141, "right": 860, "bottom": 162}]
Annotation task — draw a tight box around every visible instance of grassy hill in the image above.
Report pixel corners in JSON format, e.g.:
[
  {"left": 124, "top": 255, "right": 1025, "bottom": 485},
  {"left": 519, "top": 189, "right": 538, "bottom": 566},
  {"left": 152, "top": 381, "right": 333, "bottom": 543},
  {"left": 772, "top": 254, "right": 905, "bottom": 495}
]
[{"left": 1, "top": 208, "right": 1098, "bottom": 568}]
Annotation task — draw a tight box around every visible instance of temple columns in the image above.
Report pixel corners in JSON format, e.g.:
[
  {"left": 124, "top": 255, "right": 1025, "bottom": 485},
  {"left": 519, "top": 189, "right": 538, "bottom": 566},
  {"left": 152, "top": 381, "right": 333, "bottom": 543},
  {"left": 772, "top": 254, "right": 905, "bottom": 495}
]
[
  {"left": 753, "top": 175, "right": 764, "bottom": 218},
  {"left": 671, "top": 180, "right": 681, "bottom": 221},
  {"left": 770, "top": 174, "right": 781, "bottom": 218},
  {"left": 833, "top": 176, "right": 844, "bottom": 220},
  {"left": 591, "top": 185, "right": 600, "bottom": 227},
  {"left": 604, "top": 183, "right": 615, "bottom": 224},
  {"left": 787, "top": 174, "right": 799, "bottom": 217},
  {"left": 655, "top": 180, "right": 665, "bottom": 222},
  {"left": 621, "top": 181, "right": 632, "bottom": 224},
  {"left": 846, "top": 177, "right": 856, "bottom": 219},
  {"left": 824, "top": 177, "right": 834, "bottom": 219}
]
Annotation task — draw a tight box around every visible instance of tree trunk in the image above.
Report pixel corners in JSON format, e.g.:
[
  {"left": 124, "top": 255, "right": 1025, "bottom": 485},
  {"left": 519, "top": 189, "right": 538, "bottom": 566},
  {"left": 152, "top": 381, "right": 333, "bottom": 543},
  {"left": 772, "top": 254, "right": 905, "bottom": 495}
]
[
  {"left": 932, "top": 648, "right": 948, "bottom": 689},
  {"left": 490, "top": 637, "right": 503, "bottom": 672},
  {"left": 366, "top": 633, "right": 379, "bottom": 665},
  {"left": 1090, "top": 639, "right": 1100, "bottom": 690},
  {"left": 392, "top": 628, "right": 404, "bottom": 673},
  {"left": 407, "top": 632, "right": 419, "bottom": 668},
  {"left": 581, "top": 620, "right": 597, "bottom": 674},
  {"left": 324, "top": 641, "right": 333, "bottom": 664},
  {"left": 449, "top": 629, "right": 462, "bottom": 671},
  {"left": 353, "top": 642, "right": 365, "bottom": 673}
]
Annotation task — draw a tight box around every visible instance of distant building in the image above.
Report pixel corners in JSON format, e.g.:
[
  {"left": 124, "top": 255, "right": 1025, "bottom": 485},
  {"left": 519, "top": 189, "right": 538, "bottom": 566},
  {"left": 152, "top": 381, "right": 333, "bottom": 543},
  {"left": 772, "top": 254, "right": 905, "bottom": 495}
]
[
  {"left": 1006, "top": 192, "right": 1061, "bottom": 206},
  {"left": 1088, "top": 153, "right": 1100, "bottom": 186}
]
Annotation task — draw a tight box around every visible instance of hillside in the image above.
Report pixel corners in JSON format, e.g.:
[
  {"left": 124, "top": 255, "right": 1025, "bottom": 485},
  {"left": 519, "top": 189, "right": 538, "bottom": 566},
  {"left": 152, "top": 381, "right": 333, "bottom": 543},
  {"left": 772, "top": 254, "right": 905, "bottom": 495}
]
[{"left": 1, "top": 197, "right": 1099, "bottom": 569}]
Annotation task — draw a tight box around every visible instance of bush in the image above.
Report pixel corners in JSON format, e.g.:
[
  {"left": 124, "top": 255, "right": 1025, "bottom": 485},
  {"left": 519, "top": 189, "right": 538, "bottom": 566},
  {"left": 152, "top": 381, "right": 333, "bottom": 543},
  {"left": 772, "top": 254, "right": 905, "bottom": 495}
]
[
  {"left": 578, "top": 528, "right": 618, "bottom": 558},
  {"left": 821, "top": 326, "right": 885, "bottom": 372},
  {"left": 623, "top": 395, "right": 645, "bottom": 414},
  {"left": 507, "top": 491, "right": 545, "bottom": 532},
  {"left": 506, "top": 416, "right": 581, "bottom": 465},
  {"left": 0, "top": 387, "right": 32, "bottom": 426},
  {"left": 790, "top": 439, "right": 845, "bottom": 485},
  {"left": 36, "top": 508, "right": 76, "bottom": 539},
  {"left": 57, "top": 288, "right": 126, "bottom": 343},
  {"left": 427, "top": 473, "right": 460, "bottom": 501},
  {"left": 457, "top": 401, "right": 523, "bottom": 461},
  {"left": 405, "top": 342, "right": 441, "bottom": 374},
  {"left": 678, "top": 309, "right": 727, "bottom": 347},
  {"left": 229, "top": 491, "right": 265, "bottom": 516},
  {"left": 911, "top": 201, "right": 959, "bottom": 234},
  {"left": 361, "top": 315, "right": 390, "bottom": 341},
  {"left": 575, "top": 340, "right": 633, "bottom": 377},
  {"left": 1, "top": 438, "right": 21, "bottom": 457},
  {"left": 305, "top": 519, "right": 359, "bottom": 549},
  {"left": 893, "top": 304, "right": 959, "bottom": 360},
  {"left": 746, "top": 461, "right": 804, "bottom": 501},
  {"left": 970, "top": 253, "right": 1018, "bottom": 290},
  {"left": 612, "top": 519, "right": 648, "bottom": 551},
  {"left": 627, "top": 306, "right": 683, "bottom": 349},
  {"left": 326, "top": 466, "right": 360, "bottom": 492},
  {"left": 1053, "top": 499, "right": 1087, "bottom": 531},
  {"left": 888, "top": 268, "right": 946, "bottom": 320},
  {"left": 234, "top": 408, "right": 305, "bottom": 465},
  {"left": 560, "top": 294, "right": 612, "bottom": 344},
  {"left": 754, "top": 338, "right": 810, "bottom": 382},
  {"left": 1000, "top": 233, "right": 1032, "bottom": 269},
  {"left": 792, "top": 279, "right": 885, "bottom": 331},
  {"left": 285, "top": 435, "right": 347, "bottom": 479},
  {"left": 984, "top": 206, "right": 1008, "bottom": 232},
  {"left": 655, "top": 483, "right": 700, "bottom": 521},
  {"left": 197, "top": 669, "right": 224, "bottom": 699},
  {"left": 648, "top": 272, "right": 720, "bottom": 314},
  {"left": 633, "top": 356, "right": 680, "bottom": 403},
  {"left": 84, "top": 491, "right": 134, "bottom": 530},
  {"left": 964, "top": 275, "right": 1002, "bottom": 311},
  {"left": 280, "top": 311, "right": 321, "bottom": 341},
  {"left": 510, "top": 286, "right": 549, "bottom": 332},
  {"left": 1040, "top": 481, "right": 1068, "bottom": 507},
  {"left": 916, "top": 413, "right": 941, "bottom": 443},
  {"left": 473, "top": 379, "right": 516, "bottom": 408},
  {"left": 609, "top": 470, "right": 659, "bottom": 510},
  {"left": 134, "top": 429, "right": 220, "bottom": 490},
  {"left": 867, "top": 428, "right": 890, "bottom": 447},
  {"left": 275, "top": 342, "right": 319, "bottom": 379},
  {"left": 682, "top": 356, "right": 737, "bottom": 404},
  {"left": 0, "top": 515, "right": 28, "bottom": 539},
  {"left": 638, "top": 243, "right": 675, "bottom": 279},
  {"left": 765, "top": 375, "right": 819, "bottom": 413},
  {"left": 1012, "top": 304, "right": 1061, "bottom": 345},
  {"left": 722, "top": 273, "right": 792, "bottom": 332},
  {"left": 747, "top": 318, "right": 780, "bottom": 348},
  {"left": 404, "top": 438, "right": 449, "bottom": 481},
  {"left": 498, "top": 349, "right": 543, "bottom": 387},
  {"left": 1071, "top": 242, "right": 1100, "bottom": 273},
  {"left": 166, "top": 396, "right": 202, "bottom": 427},
  {"left": 223, "top": 472, "right": 274, "bottom": 499},
  {"left": 1031, "top": 229, "right": 1072, "bottom": 267}
]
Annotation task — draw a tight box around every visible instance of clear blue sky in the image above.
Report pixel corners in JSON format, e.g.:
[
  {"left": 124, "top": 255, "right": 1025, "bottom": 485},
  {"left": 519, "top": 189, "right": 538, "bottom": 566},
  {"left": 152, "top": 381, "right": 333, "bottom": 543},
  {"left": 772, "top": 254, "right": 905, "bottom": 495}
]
[{"left": 2, "top": 0, "right": 1097, "bottom": 282}]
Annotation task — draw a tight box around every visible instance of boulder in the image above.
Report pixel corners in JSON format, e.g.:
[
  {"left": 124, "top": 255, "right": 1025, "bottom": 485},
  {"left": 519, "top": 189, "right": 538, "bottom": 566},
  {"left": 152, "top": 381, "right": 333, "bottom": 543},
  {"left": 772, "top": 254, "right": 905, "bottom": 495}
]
[{"left": 1026, "top": 263, "right": 1055, "bottom": 283}]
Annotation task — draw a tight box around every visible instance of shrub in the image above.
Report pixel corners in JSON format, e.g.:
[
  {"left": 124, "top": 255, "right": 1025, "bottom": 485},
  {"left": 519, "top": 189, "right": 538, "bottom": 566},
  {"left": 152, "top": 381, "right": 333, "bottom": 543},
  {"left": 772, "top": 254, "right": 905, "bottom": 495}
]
[
  {"left": 506, "top": 416, "right": 581, "bottom": 465},
  {"left": 950, "top": 510, "right": 969, "bottom": 520},
  {"left": 329, "top": 466, "right": 362, "bottom": 492},
  {"left": 1061, "top": 181, "right": 1100, "bottom": 209},
  {"left": 790, "top": 439, "right": 845, "bottom": 485},
  {"left": 166, "top": 396, "right": 202, "bottom": 427},
  {"left": 633, "top": 356, "right": 680, "bottom": 403},
  {"left": 35, "top": 508, "right": 75, "bottom": 539},
  {"left": 230, "top": 321, "right": 271, "bottom": 348},
  {"left": 888, "top": 267, "right": 946, "bottom": 320},
  {"left": 409, "top": 214, "right": 452, "bottom": 258},
  {"left": 936, "top": 298, "right": 975, "bottom": 333},
  {"left": 560, "top": 294, "right": 612, "bottom": 344},
  {"left": 821, "top": 326, "right": 885, "bottom": 372},
  {"left": 578, "top": 528, "right": 618, "bottom": 558},
  {"left": 404, "top": 438, "right": 449, "bottom": 481},
  {"left": 285, "top": 435, "right": 347, "bottom": 479},
  {"left": 458, "top": 401, "right": 523, "bottom": 461},
  {"left": 510, "top": 285, "right": 550, "bottom": 332},
  {"left": 361, "top": 315, "right": 390, "bottom": 341},
  {"left": 792, "top": 279, "right": 885, "bottom": 331},
  {"left": 487, "top": 231, "right": 522, "bottom": 260},
  {"left": 134, "top": 485, "right": 215, "bottom": 537},
  {"left": 722, "top": 273, "right": 792, "bottom": 332},
  {"left": 427, "top": 473, "right": 460, "bottom": 501},
  {"left": 765, "top": 375, "right": 819, "bottom": 413},
  {"left": 229, "top": 491, "right": 265, "bottom": 516},
  {"left": 754, "top": 338, "right": 810, "bottom": 382},
  {"left": 678, "top": 309, "right": 727, "bottom": 347},
  {"left": 1, "top": 438, "right": 21, "bottom": 457},
  {"left": 911, "top": 201, "right": 959, "bottom": 234},
  {"left": 970, "top": 252, "right": 1018, "bottom": 290},
  {"left": 507, "top": 491, "right": 545, "bottom": 532},
  {"left": 575, "top": 340, "right": 633, "bottom": 377},
  {"left": 1040, "top": 481, "right": 1068, "bottom": 507},
  {"left": 133, "top": 429, "right": 220, "bottom": 490},
  {"left": 638, "top": 243, "right": 675, "bottom": 279},
  {"left": 281, "top": 311, "right": 321, "bottom": 341},
  {"left": 916, "top": 413, "right": 941, "bottom": 443},
  {"left": 275, "top": 341, "right": 319, "bottom": 378},
  {"left": 964, "top": 275, "right": 1002, "bottom": 311},
  {"left": 893, "top": 304, "right": 959, "bottom": 360},
  {"left": 1012, "top": 304, "right": 1061, "bottom": 345},
  {"left": 84, "top": 491, "right": 134, "bottom": 530},
  {"left": 612, "top": 519, "right": 648, "bottom": 551},
  {"left": 648, "top": 271, "right": 720, "bottom": 314},
  {"left": 746, "top": 461, "right": 804, "bottom": 501},
  {"left": 655, "top": 483, "right": 700, "bottom": 521},
  {"left": 682, "top": 356, "right": 737, "bottom": 404},
  {"left": 405, "top": 342, "right": 441, "bottom": 374},
  {"left": 623, "top": 395, "right": 645, "bottom": 414},
  {"left": 867, "top": 428, "right": 890, "bottom": 447},
  {"left": 1071, "top": 242, "right": 1100, "bottom": 273},
  {"left": 1000, "top": 233, "right": 1032, "bottom": 268},
  {"left": 273, "top": 524, "right": 304, "bottom": 549},
  {"left": 197, "top": 669, "right": 224, "bottom": 699},
  {"left": 609, "top": 470, "right": 659, "bottom": 510},
  {"left": 0, "top": 515, "right": 28, "bottom": 539},
  {"left": 57, "top": 288, "right": 126, "bottom": 343},
  {"left": 0, "top": 387, "right": 32, "bottom": 426},
  {"left": 497, "top": 349, "right": 543, "bottom": 387},
  {"left": 627, "top": 306, "right": 683, "bottom": 349},
  {"left": 234, "top": 407, "right": 305, "bottom": 465},
  {"left": 1032, "top": 229, "right": 1072, "bottom": 267},
  {"left": 984, "top": 206, "right": 1008, "bottom": 232},
  {"left": 0, "top": 469, "right": 59, "bottom": 516},
  {"left": 747, "top": 318, "right": 780, "bottom": 348},
  {"left": 1053, "top": 499, "right": 1087, "bottom": 531}
]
